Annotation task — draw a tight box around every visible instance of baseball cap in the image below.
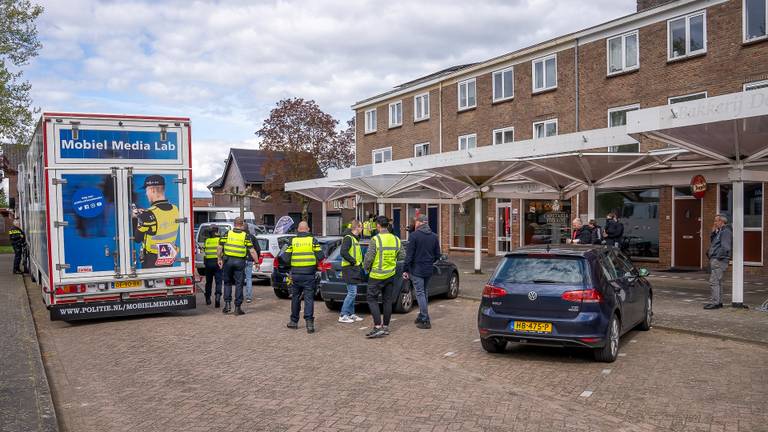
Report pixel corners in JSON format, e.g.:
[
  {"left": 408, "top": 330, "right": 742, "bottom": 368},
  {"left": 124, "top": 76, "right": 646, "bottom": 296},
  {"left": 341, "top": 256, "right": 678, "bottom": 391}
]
[{"left": 142, "top": 175, "right": 165, "bottom": 189}]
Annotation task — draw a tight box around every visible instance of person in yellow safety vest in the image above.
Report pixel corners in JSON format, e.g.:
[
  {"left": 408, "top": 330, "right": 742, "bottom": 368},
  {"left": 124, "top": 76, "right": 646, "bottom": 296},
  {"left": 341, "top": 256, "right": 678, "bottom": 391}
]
[
  {"left": 133, "top": 175, "right": 179, "bottom": 269},
  {"left": 337, "top": 220, "right": 364, "bottom": 324},
  {"left": 362, "top": 216, "right": 372, "bottom": 238},
  {"left": 217, "top": 217, "right": 260, "bottom": 316},
  {"left": 280, "top": 221, "right": 324, "bottom": 333},
  {"left": 202, "top": 226, "right": 224, "bottom": 307},
  {"left": 362, "top": 215, "right": 406, "bottom": 338}
]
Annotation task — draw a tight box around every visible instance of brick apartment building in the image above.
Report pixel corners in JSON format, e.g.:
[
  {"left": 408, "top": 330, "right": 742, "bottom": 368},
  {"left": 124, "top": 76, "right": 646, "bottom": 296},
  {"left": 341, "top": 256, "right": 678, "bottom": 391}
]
[{"left": 344, "top": 0, "right": 768, "bottom": 273}]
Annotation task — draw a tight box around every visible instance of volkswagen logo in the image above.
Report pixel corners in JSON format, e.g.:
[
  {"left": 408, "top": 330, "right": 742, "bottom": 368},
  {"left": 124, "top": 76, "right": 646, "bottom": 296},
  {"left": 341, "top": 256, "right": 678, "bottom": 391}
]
[{"left": 528, "top": 291, "right": 538, "bottom": 301}]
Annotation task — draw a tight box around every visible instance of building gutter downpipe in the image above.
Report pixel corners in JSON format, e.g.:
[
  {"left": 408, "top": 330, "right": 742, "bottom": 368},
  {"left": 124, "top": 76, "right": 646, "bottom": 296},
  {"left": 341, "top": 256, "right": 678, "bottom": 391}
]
[{"left": 575, "top": 38, "right": 580, "bottom": 132}]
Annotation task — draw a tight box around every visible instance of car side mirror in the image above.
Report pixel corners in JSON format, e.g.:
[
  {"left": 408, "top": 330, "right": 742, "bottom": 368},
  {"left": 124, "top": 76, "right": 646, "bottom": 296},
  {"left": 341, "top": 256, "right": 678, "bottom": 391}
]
[
  {"left": 637, "top": 268, "right": 650, "bottom": 278},
  {"left": 439, "top": 254, "right": 448, "bottom": 261}
]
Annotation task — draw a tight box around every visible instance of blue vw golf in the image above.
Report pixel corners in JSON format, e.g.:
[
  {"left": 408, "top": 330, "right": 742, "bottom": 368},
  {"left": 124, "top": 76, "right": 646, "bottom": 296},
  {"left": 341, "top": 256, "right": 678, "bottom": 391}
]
[{"left": 477, "top": 245, "right": 652, "bottom": 362}]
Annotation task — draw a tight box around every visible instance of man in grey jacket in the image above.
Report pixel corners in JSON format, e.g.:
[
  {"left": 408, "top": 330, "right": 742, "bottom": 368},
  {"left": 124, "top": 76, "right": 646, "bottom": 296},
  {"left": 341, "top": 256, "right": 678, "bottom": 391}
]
[{"left": 705, "top": 214, "right": 732, "bottom": 310}]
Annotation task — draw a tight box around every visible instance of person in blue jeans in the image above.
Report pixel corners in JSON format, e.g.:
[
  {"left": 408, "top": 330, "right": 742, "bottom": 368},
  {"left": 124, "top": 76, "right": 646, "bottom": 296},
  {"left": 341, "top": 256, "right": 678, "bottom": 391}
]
[
  {"left": 244, "top": 250, "right": 255, "bottom": 302},
  {"left": 338, "top": 221, "right": 364, "bottom": 323},
  {"left": 403, "top": 214, "right": 441, "bottom": 329}
]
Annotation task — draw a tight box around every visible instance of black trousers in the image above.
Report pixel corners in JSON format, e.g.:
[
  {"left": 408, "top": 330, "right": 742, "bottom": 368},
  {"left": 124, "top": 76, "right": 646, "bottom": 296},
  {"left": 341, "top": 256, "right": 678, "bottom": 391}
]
[
  {"left": 222, "top": 258, "right": 246, "bottom": 306},
  {"left": 204, "top": 259, "right": 222, "bottom": 298},
  {"left": 13, "top": 247, "right": 22, "bottom": 272},
  {"left": 367, "top": 276, "right": 396, "bottom": 326},
  {"left": 290, "top": 273, "right": 316, "bottom": 322}
]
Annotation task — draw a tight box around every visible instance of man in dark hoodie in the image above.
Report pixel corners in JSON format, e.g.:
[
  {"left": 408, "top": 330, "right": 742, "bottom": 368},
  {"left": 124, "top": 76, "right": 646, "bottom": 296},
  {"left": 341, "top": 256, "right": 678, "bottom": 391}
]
[
  {"left": 280, "top": 221, "right": 324, "bottom": 333},
  {"left": 403, "top": 214, "right": 441, "bottom": 329}
]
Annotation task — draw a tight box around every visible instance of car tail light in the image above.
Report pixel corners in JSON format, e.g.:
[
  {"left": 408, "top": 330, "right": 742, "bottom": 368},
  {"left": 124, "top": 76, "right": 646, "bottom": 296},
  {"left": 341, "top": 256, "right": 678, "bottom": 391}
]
[
  {"left": 273, "top": 256, "right": 280, "bottom": 269},
  {"left": 55, "top": 284, "right": 87, "bottom": 295},
  {"left": 482, "top": 284, "right": 508, "bottom": 298},
  {"left": 562, "top": 289, "right": 603, "bottom": 303},
  {"left": 165, "top": 277, "right": 193, "bottom": 287},
  {"left": 260, "top": 252, "right": 273, "bottom": 266},
  {"left": 317, "top": 259, "right": 332, "bottom": 272}
]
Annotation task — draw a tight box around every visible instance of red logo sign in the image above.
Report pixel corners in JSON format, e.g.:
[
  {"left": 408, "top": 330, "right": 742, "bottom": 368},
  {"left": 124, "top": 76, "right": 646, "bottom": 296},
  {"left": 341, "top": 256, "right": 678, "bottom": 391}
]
[{"left": 691, "top": 175, "right": 707, "bottom": 199}]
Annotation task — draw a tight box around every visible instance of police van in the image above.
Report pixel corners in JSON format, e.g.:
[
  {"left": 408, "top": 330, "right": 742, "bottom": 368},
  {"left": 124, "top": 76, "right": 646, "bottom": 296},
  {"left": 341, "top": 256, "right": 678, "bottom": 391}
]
[{"left": 17, "top": 113, "right": 196, "bottom": 321}]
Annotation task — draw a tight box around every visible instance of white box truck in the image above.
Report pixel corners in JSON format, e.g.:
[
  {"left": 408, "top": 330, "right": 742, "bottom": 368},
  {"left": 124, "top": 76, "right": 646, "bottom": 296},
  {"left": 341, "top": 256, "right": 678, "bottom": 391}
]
[{"left": 17, "top": 112, "right": 196, "bottom": 321}]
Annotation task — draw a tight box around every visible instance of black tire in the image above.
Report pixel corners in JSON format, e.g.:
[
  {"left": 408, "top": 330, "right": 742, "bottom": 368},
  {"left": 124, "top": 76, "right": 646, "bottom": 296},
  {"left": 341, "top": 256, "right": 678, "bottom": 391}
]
[
  {"left": 393, "top": 285, "right": 414, "bottom": 313},
  {"left": 637, "top": 295, "right": 652, "bottom": 331},
  {"left": 445, "top": 272, "right": 460, "bottom": 299},
  {"left": 594, "top": 314, "right": 621, "bottom": 363},
  {"left": 273, "top": 287, "right": 290, "bottom": 299},
  {"left": 481, "top": 338, "right": 507, "bottom": 353},
  {"left": 324, "top": 299, "right": 340, "bottom": 311}
]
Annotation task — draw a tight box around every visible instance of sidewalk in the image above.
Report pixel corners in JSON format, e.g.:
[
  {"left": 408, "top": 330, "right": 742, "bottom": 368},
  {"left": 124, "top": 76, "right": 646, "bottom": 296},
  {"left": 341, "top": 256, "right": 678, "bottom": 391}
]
[
  {"left": 447, "top": 251, "right": 768, "bottom": 346},
  {"left": 0, "top": 254, "right": 58, "bottom": 432}
]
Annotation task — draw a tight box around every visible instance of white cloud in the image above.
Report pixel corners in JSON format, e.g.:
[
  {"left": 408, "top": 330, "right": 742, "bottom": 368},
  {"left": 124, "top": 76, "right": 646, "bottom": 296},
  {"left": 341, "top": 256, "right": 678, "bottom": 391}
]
[{"left": 27, "top": 0, "right": 637, "bottom": 195}]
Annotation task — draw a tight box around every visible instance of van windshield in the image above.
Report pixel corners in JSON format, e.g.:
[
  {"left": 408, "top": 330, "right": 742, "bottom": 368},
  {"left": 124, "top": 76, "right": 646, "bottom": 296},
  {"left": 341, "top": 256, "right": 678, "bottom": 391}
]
[{"left": 492, "top": 256, "right": 586, "bottom": 285}]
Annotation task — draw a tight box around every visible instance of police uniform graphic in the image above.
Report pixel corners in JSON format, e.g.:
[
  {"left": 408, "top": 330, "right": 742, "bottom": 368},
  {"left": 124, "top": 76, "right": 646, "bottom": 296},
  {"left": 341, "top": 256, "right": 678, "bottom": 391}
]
[{"left": 133, "top": 175, "right": 179, "bottom": 268}]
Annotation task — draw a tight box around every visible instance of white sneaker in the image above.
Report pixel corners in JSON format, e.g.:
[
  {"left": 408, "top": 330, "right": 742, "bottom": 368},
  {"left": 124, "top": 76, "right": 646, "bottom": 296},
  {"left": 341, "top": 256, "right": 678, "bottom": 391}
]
[
  {"left": 338, "top": 315, "right": 354, "bottom": 323},
  {"left": 350, "top": 314, "right": 364, "bottom": 322}
]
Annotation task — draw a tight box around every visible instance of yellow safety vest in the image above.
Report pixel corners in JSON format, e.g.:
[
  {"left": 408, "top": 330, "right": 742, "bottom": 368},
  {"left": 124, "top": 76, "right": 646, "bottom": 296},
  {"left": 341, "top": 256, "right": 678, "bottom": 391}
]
[
  {"left": 140, "top": 204, "right": 179, "bottom": 254},
  {"left": 341, "top": 235, "right": 362, "bottom": 267},
  {"left": 204, "top": 237, "right": 219, "bottom": 259},
  {"left": 369, "top": 233, "right": 400, "bottom": 280},
  {"left": 287, "top": 236, "right": 320, "bottom": 268},
  {"left": 221, "top": 229, "right": 251, "bottom": 258},
  {"left": 363, "top": 220, "right": 372, "bottom": 237}
]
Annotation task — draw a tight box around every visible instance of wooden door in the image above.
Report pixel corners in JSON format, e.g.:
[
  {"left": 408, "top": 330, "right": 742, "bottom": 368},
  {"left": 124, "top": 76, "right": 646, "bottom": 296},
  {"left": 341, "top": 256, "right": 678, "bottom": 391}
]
[{"left": 674, "top": 199, "right": 701, "bottom": 268}]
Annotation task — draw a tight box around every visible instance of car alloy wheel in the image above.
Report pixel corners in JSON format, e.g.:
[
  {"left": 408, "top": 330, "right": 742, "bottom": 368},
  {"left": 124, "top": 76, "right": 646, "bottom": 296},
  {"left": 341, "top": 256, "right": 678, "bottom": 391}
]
[
  {"left": 401, "top": 288, "right": 413, "bottom": 311},
  {"left": 646, "top": 297, "right": 652, "bottom": 325},
  {"left": 609, "top": 317, "right": 619, "bottom": 358},
  {"left": 447, "top": 274, "right": 459, "bottom": 298}
]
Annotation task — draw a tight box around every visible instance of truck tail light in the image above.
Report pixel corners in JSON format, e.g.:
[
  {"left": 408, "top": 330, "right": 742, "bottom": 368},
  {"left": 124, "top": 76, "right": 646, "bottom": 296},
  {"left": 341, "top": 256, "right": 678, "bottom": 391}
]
[
  {"left": 165, "top": 277, "right": 193, "bottom": 287},
  {"left": 55, "top": 284, "right": 87, "bottom": 295}
]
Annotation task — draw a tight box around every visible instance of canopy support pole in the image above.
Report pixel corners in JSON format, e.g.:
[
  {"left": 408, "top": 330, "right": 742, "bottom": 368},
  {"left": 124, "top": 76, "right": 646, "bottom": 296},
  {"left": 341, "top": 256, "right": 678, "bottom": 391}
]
[
  {"left": 587, "top": 185, "right": 596, "bottom": 221},
  {"left": 474, "top": 196, "right": 482, "bottom": 274},
  {"left": 321, "top": 201, "right": 327, "bottom": 237},
  {"left": 732, "top": 178, "right": 744, "bottom": 307},
  {"left": 378, "top": 201, "right": 385, "bottom": 217}
]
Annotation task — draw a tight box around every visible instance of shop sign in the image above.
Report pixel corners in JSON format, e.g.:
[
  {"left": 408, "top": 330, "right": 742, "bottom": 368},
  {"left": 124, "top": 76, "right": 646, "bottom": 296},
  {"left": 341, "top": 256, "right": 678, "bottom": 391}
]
[
  {"left": 691, "top": 175, "right": 707, "bottom": 199},
  {"left": 545, "top": 211, "right": 569, "bottom": 226}
]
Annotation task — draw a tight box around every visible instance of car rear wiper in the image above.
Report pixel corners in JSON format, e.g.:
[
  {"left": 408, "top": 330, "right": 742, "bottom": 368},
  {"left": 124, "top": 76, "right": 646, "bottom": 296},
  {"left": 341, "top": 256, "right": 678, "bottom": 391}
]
[{"left": 531, "top": 279, "right": 562, "bottom": 284}]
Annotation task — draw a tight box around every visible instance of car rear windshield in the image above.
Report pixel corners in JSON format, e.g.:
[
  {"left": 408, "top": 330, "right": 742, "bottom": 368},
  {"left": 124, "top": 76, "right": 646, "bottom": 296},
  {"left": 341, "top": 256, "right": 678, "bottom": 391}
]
[
  {"left": 491, "top": 255, "right": 586, "bottom": 285},
  {"left": 256, "top": 239, "right": 269, "bottom": 252}
]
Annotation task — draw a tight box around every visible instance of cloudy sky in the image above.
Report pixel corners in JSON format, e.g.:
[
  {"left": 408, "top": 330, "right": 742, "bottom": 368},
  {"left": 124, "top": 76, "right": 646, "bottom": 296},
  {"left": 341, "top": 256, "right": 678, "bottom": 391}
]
[{"left": 25, "top": 0, "right": 637, "bottom": 195}]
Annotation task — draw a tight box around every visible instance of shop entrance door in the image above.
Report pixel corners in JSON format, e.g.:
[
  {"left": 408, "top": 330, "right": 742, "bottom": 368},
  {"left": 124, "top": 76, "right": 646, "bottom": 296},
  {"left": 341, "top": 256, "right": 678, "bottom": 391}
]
[
  {"left": 496, "top": 200, "right": 512, "bottom": 255},
  {"left": 673, "top": 198, "right": 702, "bottom": 268}
]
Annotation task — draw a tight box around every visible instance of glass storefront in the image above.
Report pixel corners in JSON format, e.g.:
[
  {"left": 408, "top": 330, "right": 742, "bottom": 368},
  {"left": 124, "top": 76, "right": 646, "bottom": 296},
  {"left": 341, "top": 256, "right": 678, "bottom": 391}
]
[
  {"left": 523, "top": 199, "right": 571, "bottom": 245},
  {"left": 596, "top": 188, "right": 660, "bottom": 258},
  {"left": 719, "top": 183, "right": 763, "bottom": 263},
  {"left": 496, "top": 199, "right": 512, "bottom": 254},
  {"left": 451, "top": 200, "right": 488, "bottom": 249}
]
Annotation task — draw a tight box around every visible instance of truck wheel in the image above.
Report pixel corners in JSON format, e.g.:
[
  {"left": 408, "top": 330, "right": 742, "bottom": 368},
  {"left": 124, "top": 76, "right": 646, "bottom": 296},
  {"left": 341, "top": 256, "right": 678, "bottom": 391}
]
[
  {"left": 273, "top": 288, "right": 290, "bottom": 299},
  {"left": 393, "top": 286, "right": 414, "bottom": 313},
  {"left": 594, "top": 314, "right": 620, "bottom": 363}
]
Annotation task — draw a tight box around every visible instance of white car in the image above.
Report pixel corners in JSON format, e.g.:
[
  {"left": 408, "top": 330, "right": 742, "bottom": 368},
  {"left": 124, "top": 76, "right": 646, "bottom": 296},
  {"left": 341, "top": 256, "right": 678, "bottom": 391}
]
[
  {"left": 254, "top": 234, "right": 295, "bottom": 281},
  {"left": 196, "top": 222, "right": 271, "bottom": 281}
]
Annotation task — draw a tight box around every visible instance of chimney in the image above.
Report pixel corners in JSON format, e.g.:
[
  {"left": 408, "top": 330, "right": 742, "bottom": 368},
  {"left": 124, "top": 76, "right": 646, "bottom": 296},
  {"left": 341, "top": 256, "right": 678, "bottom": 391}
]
[{"left": 637, "top": 0, "right": 675, "bottom": 12}]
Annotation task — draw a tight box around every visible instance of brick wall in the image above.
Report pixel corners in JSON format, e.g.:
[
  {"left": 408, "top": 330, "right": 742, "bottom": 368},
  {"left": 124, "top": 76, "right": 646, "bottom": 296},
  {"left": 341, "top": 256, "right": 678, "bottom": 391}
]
[{"left": 637, "top": 0, "right": 675, "bottom": 12}]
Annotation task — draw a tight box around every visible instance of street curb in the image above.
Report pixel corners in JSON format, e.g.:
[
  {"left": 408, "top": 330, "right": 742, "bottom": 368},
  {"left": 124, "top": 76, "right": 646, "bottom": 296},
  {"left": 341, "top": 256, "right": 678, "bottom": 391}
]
[
  {"left": 21, "top": 276, "right": 61, "bottom": 432},
  {"left": 457, "top": 293, "right": 768, "bottom": 347}
]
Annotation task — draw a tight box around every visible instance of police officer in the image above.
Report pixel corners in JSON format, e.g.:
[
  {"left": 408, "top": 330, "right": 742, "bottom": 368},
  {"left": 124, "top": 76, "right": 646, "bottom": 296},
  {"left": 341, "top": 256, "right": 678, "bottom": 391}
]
[
  {"left": 217, "top": 217, "right": 260, "bottom": 315},
  {"left": 202, "top": 226, "right": 223, "bottom": 307},
  {"left": 8, "top": 220, "right": 26, "bottom": 274},
  {"left": 281, "top": 221, "right": 323, "bottom": 333},
  {"left": 133, "top": 175, "right": 179, "bottom": 268},
  {"left": 363, "top": 216, "right": 405, "bottom": 338}
]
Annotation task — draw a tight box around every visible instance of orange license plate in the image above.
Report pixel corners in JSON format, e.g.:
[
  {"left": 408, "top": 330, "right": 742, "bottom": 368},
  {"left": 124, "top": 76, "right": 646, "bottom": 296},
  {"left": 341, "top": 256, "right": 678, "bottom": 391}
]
[{"left": 114, "top": 280, "right": 142, "bottom": 289}]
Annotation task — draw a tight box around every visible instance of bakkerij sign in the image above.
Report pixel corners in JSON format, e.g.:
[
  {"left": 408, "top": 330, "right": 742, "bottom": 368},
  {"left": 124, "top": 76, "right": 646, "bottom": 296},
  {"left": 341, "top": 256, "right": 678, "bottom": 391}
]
[{"left": 58, "top": 129, "right": 178, "bottom": 160}]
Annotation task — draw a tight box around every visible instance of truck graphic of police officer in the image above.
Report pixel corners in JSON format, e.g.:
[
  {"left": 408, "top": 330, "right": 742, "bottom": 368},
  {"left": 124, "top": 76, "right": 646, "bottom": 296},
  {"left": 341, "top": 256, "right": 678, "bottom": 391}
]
[{"left": 133, "top": 175, "right": 180, "bottom": 268}]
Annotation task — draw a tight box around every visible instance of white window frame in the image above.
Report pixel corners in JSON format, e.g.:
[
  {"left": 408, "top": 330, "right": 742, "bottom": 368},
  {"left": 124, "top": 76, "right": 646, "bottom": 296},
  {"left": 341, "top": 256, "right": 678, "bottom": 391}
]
[
  {"left": 372, "top": 147, "right": 392, "bottom": 165},
  {"left": 532, "top": 119, "right": 558, "bottom": 139},
  {"left": 532, "top": 54, "right": 557, "bottom": 93},
  {"left": 458, "top": 133, "right": 477, "bottom": 151},
  {"left": 414, "top": 142, "right": 430, "bottom": 157},
  {"left": 492, "top": 127, "right": 515, "bottom": 145},
  {"left": 458, "top": 78, "right": 477, "bottom": 111},
  {"left": 364, "top": 108, "right": 377, "bottom": 133},
  {"left": 606, "top": 30, "right": 640, "bottom": 76},
  {"left": 667, "top": 10, "right": 707, "bottom": 61},
  {"left": 607, "top": 104, "right": 640, "bottom": 152},
  {"left": 668, "top": 91, "right": 708, "bottom": 104},
  {"left": 388, "top": 100, "right": 402, "bottom": 128},
  {"left": 492, "top": 66, "right": 514, "bottom": 102},
  {"left": 414, "top": 92, "right": 430, "bottom": 121},
  {"left": 744, "top": 79, "right": 768, "bottom": 91},
  {"left": 743, "top": 0, "right": 768, "bottom": 43}
]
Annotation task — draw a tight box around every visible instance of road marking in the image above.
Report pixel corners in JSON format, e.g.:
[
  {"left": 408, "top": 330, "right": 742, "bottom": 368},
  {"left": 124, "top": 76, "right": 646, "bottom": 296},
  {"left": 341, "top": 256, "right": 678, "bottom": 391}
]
[
  {"left": 579, "top": 391, "right": 593, "bottom": 398},
  {"left": 601, "top": 369, "right": 612, "bottom": 375}
]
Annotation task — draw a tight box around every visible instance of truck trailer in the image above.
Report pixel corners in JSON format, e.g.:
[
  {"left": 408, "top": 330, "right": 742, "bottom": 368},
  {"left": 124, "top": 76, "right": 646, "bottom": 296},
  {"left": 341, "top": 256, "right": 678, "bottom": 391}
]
[{"left": 18, "top": 113, "right": 196, "bottom": 321}]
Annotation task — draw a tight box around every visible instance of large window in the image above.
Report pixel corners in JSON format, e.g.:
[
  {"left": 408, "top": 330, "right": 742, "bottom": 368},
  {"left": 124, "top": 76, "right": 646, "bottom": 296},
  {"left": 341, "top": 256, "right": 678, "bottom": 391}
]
[
  {"left": 372, "top": 147, "right": 392, "bottom": 164},
  {"left": 719, "top": 183, "right": 763, "bottom": 263},
  {"left": 451, "top": 200, "right": 488, "bottom": 249},
  {"left": 668, "top": 11, "right": 707, "bottom": 60},
  {"left": 608, "top": 104, "right": 640, "bottom": 152},
  {"left": 668, "top": 91, "right": 707, "bottom": 104},
  {"left": 596, "top": 188, "right": 660, "bottom": 259},
  {"left": 523, "top": 199, "right": 572, "bottom": 246},
  {"left": 414, "top": 92, "right": 430, "bottom": 121},
  {"left": 414, "top": 142, "right": 430, "bottom": 157},
  {"left": 458, "top": 78, "right": 477, "bottom": 110},
  {"left": 607, "top": 30, "right": 639, "bottom": 75},
  {"left": 533, "top": 119, "right": 558, "bottom": 139},
  {"left": 744, "top": 0, "right": 768, "bottom": 42},
  {"left": 458, "top": 133, "right": 477, "bottom": 150},
  {"left": 493, "top": 67, "right": 514, "bottom": 101},
  {"left": 744, "top": 80, "right": 768, "bottom": 91},
  {"left": 364, "top": 109, "right": 377, "bottom": 133},
  {"left": 532, "top": 54, "right": 557, "bottom": 93},
  {"left": 388, "top": 101, "right": 402, "bottom": 127},
  {"left": 493, "top": 127, "right": 514, "bottom": 145}
]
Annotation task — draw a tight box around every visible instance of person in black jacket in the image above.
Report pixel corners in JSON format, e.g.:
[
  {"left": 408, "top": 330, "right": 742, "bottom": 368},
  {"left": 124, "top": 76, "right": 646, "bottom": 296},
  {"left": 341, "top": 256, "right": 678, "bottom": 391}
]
[
  {"left": 280, "top": 221, "right": 324, "bottom": 333},
  {"left": 338, "top": 220, "right": 364, "bottom": 323},
  {"left": 8, "top": 220, "right": 26, "bottom": 274},
  {"left": 588, "top": 219, "right": 604, "bottom": 245},
  {"left": 403, "top": 214, "right": 441, "bottom": 329},
  {"left": 604, "top": 213, "right": 624, "bottom": 248},
  {"left": 570, "top": 218, "right": 594, "bottom": 245}
]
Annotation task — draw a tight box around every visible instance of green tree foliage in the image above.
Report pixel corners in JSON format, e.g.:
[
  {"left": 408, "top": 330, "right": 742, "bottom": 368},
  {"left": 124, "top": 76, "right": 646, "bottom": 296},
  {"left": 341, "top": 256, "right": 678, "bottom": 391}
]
[{"left": 0, "top": 0, "right": 43, "bottom": 145}]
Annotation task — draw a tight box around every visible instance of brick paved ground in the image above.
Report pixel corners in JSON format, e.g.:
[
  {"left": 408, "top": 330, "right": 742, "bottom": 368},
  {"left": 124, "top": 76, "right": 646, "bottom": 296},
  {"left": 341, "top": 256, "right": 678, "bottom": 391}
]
[{"left": 25, "top": 274, "right": 768, "bottom": 432}]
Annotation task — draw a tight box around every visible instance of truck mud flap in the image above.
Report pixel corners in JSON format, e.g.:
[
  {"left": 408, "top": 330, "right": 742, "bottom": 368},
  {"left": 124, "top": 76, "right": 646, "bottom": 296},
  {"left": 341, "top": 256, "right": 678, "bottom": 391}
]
[{"left": 50, "top": 295, "right": 196, "bottom": 321}]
